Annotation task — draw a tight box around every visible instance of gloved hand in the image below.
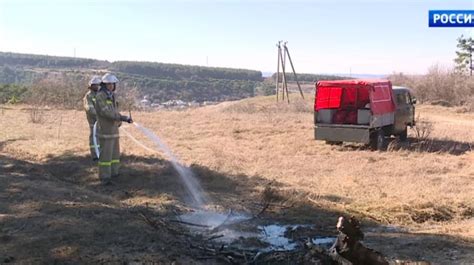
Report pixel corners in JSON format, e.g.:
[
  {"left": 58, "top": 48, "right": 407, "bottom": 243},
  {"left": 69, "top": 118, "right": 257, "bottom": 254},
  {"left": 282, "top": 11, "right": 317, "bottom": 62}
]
[{"left": 120, "top": 115, "right": 133, "bottom": 123}]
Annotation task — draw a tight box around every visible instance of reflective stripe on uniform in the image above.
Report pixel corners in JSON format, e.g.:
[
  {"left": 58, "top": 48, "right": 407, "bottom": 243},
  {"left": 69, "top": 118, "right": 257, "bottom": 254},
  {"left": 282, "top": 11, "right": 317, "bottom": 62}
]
[
  {"left": 98, "top": 133, "right": 120, "bottom": 139},
  {"left": 90, "top": 145, "right": 100, "bottom": 148},
  {"left": 111, "top": 159, "right": 120, "bottom": 164},
  {"left": 92, "top": 98, "right": 96, "bottom": 102},
  {"left": 106, "top": 100, "right": 113, "bottom": 105},
  {"left": 98, "top": 161, "right": 112, "bottom": 166}
]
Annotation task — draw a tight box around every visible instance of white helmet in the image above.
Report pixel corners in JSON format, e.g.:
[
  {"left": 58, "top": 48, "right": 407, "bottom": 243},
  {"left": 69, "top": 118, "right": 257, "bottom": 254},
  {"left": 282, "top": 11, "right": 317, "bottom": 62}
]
[
  {"left": 88, "top": 75, "right": 102, "bottom": 86},
  {"left": 102, "top": 73, "right": 119, "bottom": 84}
]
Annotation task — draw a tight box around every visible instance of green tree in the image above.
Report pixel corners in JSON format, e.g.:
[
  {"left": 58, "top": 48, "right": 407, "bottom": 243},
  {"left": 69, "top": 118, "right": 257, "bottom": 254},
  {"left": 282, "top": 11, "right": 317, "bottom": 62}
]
[
  {"left": 454, "top": 35, "right": 474, "bottom": 76},
  {"left": 0, "top": 84, "right": 28, "bottom": 104}
]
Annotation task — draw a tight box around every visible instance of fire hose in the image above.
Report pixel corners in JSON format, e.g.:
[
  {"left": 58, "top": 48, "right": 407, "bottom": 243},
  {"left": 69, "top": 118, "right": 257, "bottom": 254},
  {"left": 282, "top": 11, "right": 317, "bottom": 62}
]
[
  {"left": 92, "top": 121, "right": 160, "bottom": 158},
  {"left": 92, "top": 121, "right": 100, "bottom": 158}
]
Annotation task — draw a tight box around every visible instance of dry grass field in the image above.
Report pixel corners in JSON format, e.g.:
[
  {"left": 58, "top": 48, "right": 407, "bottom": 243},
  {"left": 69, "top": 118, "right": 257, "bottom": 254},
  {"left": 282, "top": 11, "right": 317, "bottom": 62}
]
[{"left": 0, "top": 95, "right": 473, "bottom": 264}]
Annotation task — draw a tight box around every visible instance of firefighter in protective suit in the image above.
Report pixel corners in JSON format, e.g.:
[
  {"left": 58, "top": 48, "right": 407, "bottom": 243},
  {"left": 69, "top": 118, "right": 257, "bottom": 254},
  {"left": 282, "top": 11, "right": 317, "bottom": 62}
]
[
  {"left": 94, "top": 73, "right": 132, "bottom": 185},
  {"left": 83, "top": 76, "right": 101, "bottom": 161}
]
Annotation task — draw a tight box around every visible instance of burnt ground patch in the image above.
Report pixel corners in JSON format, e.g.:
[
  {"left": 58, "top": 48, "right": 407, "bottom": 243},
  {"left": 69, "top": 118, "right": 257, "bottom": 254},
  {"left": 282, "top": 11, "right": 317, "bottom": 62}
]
[{"left": 0, "top": 151, "right": 473, "bottom": 264}]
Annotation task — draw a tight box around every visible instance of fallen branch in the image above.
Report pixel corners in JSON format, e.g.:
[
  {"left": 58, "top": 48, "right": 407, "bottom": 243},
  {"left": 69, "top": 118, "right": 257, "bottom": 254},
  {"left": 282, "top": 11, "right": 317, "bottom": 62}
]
[
  {"left": 6, "top": 221, "right": 27, "bottom": 235},
  {"left": 190, "top": 242, "right": 250, "bottom": 264},
  {"left": 307, "top": 196, "right": 319, "bottom": 205},
  {"left": 206, "top": 234, "right": 224, "bottom": 241},
  {"left": 256, "top": 202, "right": 271, "bottom": 217},
  {"left": 168, "top": 219, "right": 210, "bottom": 228},
  {"left": 210, "top": 209, "right": 233, "bottom": 233},
  {"left": 139, "top": 212, "right": 164, "bottom": 231},
  {"left": 139, "top": 211, "right": 191, "bottom": 236}
]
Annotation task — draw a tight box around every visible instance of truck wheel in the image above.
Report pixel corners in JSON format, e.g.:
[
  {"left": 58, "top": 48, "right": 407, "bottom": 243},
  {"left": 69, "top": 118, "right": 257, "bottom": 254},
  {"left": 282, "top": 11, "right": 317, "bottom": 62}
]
[
  {"left": 326, "top": 141, "right": 343, "bottom": 145},
  {"left": 399, "top": 127, "right": 408, "bottom": 141},
  {"left": 376, "top": 130, "right": 387, "bottom": 150},
  {"left": 370, "top": 130, "right": 387, "bottom": 151}
]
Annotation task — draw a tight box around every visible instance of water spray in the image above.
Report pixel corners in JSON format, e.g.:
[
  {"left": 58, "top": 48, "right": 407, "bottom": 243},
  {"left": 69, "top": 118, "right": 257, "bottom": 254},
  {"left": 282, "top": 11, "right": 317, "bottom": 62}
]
[
  {"left": 135, "top": 122, "right": 208, "bottom": 207},
  {"left": 120, "top": 122, "right": 208, "bottom": 208}
]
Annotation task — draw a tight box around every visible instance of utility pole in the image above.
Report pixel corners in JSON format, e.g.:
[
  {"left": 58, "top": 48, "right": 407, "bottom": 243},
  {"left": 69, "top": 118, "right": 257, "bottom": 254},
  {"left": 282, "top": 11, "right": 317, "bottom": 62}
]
[
  {"left": 275, "top": 41, "right": 281, "bottom": 102},
  {"left": 280, "top": 44, "right": 289, "bottom": 103},
  {"left": 275, "top": 41, "right": 304, "bottom": 103},
  {"left": 283, "top": 42, "right": 304, "bottom": 99}
]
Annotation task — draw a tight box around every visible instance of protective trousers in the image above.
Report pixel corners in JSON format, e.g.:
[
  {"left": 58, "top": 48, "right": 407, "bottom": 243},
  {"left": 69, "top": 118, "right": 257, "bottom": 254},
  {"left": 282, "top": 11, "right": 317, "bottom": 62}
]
[{"left": 98, "top": 137, "right": 120, "bottom": 181}]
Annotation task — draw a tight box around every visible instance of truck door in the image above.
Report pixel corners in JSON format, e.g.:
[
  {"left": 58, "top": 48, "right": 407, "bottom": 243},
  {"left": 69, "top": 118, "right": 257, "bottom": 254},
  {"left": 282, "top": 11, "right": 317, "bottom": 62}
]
[
  {"left": 406, "top": 92, "right": 415, "bottom": 125},
  {"left": 394, "top": 92, "right": 410, "bottom": 132}
]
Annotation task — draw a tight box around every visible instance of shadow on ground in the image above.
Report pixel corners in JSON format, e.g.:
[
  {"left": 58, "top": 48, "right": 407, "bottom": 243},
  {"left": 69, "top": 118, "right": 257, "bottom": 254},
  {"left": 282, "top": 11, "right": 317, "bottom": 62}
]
[
  {"left": 338, "top": 137, "right": 472, "bottom": 156},
  {"left": 0, "top": 150, "right": 473, "bottom": 264}
]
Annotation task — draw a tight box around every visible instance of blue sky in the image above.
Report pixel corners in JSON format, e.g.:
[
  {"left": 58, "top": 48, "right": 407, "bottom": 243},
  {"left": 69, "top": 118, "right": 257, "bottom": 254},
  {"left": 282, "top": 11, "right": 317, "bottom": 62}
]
[{"left": 0, "top": 0, "right": 473, "bottom": 74}]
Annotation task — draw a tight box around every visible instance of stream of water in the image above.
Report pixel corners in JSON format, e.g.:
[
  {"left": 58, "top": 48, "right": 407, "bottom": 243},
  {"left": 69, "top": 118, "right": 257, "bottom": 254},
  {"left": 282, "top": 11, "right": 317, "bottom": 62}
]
[{"left": 132, "top": 122, "right": 208, "bottom": 208}]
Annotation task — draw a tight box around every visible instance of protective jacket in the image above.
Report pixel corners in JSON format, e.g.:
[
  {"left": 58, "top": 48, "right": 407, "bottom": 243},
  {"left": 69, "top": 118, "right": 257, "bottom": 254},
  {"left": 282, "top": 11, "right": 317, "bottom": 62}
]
[
  {"left": 94, "top": 88, "right": 126, "bottom": 139},
  {"left": 83, "top": 90, "right": 97, "bottom": 125},
  {"left": 83, "top": 90, "right": 99, "bottom": 160}
]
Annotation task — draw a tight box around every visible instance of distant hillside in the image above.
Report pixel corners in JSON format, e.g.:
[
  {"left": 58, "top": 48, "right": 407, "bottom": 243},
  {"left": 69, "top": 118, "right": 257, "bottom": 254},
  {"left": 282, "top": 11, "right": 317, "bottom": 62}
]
[
  {"left": 111, "top": 61, "right": 262, "bottom": 82},
  {"left": 0, "top": 51, "right": 348, "bottom": 104},
  {"left": 329, "top": 73, "right": 387, "bottom": 79},
  {"left": 271, "top": 73, "right": 351, "bottom": 83},
  {"left": 0, "top": 52, "right": 262, "bottom": 103},
  {"left": 0, "top": 52, "right": 108, "bottom": 69}
]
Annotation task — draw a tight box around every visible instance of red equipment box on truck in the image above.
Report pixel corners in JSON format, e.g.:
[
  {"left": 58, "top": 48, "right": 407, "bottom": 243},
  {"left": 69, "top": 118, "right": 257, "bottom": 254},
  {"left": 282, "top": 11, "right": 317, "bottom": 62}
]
[{"left": 314, "top": 79, "right": 415, "bottom": 150}]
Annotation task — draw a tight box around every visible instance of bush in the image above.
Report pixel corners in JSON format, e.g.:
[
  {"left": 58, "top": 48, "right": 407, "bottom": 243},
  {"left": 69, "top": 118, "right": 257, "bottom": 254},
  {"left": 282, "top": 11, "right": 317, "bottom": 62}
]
[
  {"left": 255, "top": 80, "right": 275, "bottom": 96},
  {"left": 0, "top": 84, "right": 28, "bottom": 104},
  {"left": 28, "top": 106, "right": 45, "bottom": 124},
  {"left": 466, "top": 97, "right": 474, "bottom": 112},
  {"left": 116, "top": 84, "right": 140, "bottom": 111},
  {"left": 413, "top": 114, "right": 433, "bottom": 142},
  {"left": 24, "top": 76, "right": 142, "bottom": 111},
  {"left": 25, "top": 75, "right": 87, "bottom": 109},
  {"left": 388, "top": 64, "right": 474, "bottom": 106}
]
